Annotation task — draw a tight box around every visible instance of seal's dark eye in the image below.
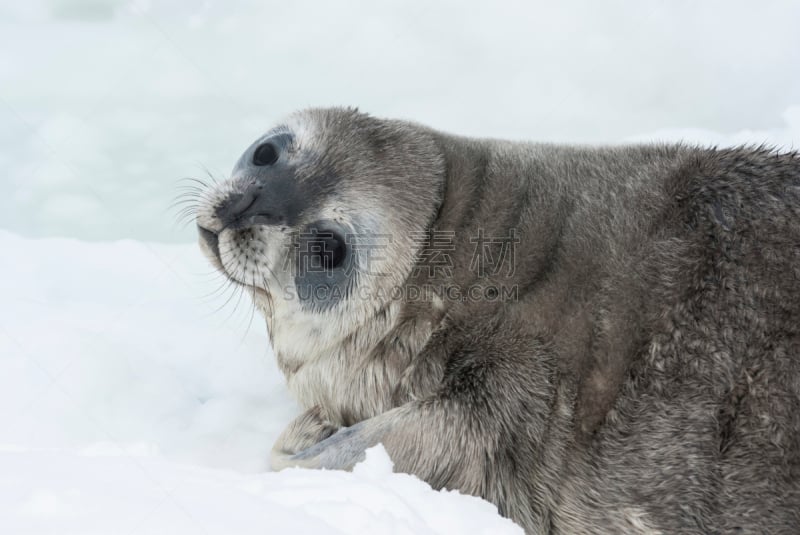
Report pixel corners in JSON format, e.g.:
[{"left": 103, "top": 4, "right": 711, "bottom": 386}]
[
  {"left": 300, "top": 228, "right": 347, "bottom": 271},
  {"left": 253, "top": 142, "right": 279, "bottom": 166},
  {"left": 316, "top": 230, "right": 346, "bottom": 270}
]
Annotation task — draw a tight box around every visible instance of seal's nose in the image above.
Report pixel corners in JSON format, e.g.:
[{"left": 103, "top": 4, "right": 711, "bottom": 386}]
[
  {"left": 215, "top": 143, "right": 306, "bottom": 230},
  {"left": 216, "top": 188, "right": 286, "bottom": 229}
]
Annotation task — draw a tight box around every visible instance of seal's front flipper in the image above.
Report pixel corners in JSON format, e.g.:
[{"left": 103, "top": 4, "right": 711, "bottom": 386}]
[
  {"left": 270, "top": 406, "right": 339, "bottom": 470},
  {"left": 279, "top": 411, "right": 397, "bottom": 470}
]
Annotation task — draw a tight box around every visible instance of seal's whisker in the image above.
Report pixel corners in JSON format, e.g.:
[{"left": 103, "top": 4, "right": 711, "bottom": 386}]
[
  {"left": 170, "top": 193, "right": 204, "bottom": 205},
  {"left": 177, "top": 176, "right": 212, "bottom": 189},
  {"left": 174, "top": 210, "right": 200, "bottom": 228},
  {"left": 174, "top": 204, "right": 199, "bottom": 217},
  {"left": 211, "top": 275, "right": 244, "bottom": 319},
  {"left": 195, "top": 276, "right": 238, "bottom": 302},
  {"left": 199, "top": 165, "right": 223, "bottom": 187},
  {"left": 170, "top": 191, "right": 203, "bottom": 201},
  {"left": 169, "top": 177, "right": 218, "bottom": 230},
  {"left": 171, "top": 186, "right": 202, "bottom": 197},
  {"left": 259, "top": 269, "right": 276, "bottom": 338},
  {"left": 203, "top": 242, "right": 248, "bottom": 318},
  {"left": 240, "top": 270, "right": 260, "bottom": 342},
  {"left": 214, "top": 247, "right": 252, "bottom": 323},
  {"left": 227, "top": 279, "right": 247, "bottom": 323},
  {"left": 168, "top": 199, "right": 201, "bottom": 212}
]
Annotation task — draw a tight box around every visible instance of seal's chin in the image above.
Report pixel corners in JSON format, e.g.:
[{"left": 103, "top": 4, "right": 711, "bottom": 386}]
[{"left": 197, "top": 224, "right": 275, "bottom": 303}]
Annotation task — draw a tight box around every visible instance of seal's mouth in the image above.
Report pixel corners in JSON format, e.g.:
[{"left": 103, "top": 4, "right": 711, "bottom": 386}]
[
  {"left": 197, "top": 224, "right": 220, "bottom": 261},
  {"left": 197, "top": 223, "right": 227, "bottom": 276}
]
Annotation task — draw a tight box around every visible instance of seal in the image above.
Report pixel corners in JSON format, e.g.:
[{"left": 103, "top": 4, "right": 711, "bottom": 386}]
[{"left": 193, "top": 107, "right": 800, "bottom": 533}]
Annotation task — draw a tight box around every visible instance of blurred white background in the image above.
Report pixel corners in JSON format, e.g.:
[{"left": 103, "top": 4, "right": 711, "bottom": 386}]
[{"left": 1, "top": 0, "right": 799, "bottom": 242}]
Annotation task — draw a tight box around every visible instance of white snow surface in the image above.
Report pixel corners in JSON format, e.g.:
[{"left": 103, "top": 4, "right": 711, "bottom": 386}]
[
  {"left": 0, "top": 230, "right": 522, "bottom": 534},
  {"left": 1, "top": 445, "right": 518, "bottom": 534}
]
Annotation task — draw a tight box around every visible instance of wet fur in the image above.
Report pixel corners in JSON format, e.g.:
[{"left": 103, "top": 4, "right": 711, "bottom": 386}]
[{"left": 198, "top": 109, "right": 800, "bottom": 533}]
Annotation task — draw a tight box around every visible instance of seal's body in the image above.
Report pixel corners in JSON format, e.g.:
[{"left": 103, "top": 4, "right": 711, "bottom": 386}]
[{"left": 195, "top": 108, "right": 800, "bottom": 533}]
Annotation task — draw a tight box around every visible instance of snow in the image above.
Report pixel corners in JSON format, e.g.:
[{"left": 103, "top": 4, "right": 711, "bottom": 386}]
[
  {"left": 1, "top": 445, "right": 517, "bottom": 534},
  {"left": 0, "top": 444, "right": 515, "bottom": 534},
  {"left": 0, "top": 232, "right": 293, "bottom": 473},
  {"left": 0, "top": 230, "right": 522, "bottom": 533}
]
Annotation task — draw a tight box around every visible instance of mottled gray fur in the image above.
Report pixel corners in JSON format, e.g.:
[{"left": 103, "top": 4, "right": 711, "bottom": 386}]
[{"left": 194, "top": 108, "right": 800, "bottom": 533}]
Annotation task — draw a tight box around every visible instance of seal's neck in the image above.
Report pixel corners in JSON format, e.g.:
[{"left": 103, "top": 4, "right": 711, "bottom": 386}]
[{"left": 416, "top": 133, "right": 571, "bottom": 321}]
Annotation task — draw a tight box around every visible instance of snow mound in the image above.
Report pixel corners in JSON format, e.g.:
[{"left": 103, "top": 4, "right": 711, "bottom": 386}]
[
  {"left": 0, "top": 445, "right": 520, "bottom": 534},
  {"left": 0, "top": 231, "right": 521, "bottom": 533}
]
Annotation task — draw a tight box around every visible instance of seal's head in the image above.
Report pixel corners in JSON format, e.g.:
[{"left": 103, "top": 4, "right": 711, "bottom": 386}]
[{"left": 195, "top": 108, "right": 444, "bottom": 373}]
